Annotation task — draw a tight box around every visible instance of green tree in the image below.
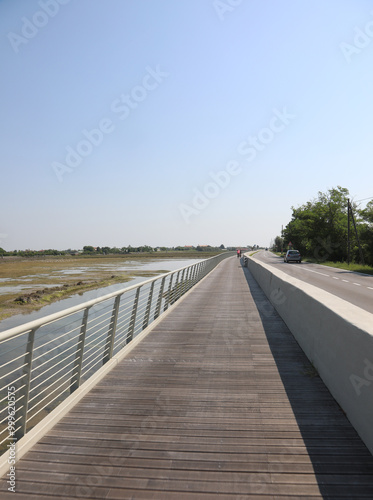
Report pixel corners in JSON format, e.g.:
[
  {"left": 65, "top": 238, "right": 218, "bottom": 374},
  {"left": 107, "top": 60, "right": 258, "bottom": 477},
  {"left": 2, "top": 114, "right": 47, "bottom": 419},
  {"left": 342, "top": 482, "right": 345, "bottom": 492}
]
[
  {"left": 83, "top": 246, "right": 95, "bottom": 253},
  {"left": 358, "top": 200, "right": 373, "bottom": 266},
  {"left": 140, "top": 245, "right": 153, "bottom": 252},
  {"left": 273, "top": 236, "right": 283, "bottom": 253},
  {"left": 283, "top": 187, "right": 350, "bottom": 262}
]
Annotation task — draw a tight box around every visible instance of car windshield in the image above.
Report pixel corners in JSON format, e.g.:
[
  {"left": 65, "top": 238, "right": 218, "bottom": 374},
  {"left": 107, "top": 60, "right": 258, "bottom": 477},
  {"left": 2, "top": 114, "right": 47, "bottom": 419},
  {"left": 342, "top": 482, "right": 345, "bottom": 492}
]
[{"left": 289, "top": 251, "right": 299, "bottom": 254}]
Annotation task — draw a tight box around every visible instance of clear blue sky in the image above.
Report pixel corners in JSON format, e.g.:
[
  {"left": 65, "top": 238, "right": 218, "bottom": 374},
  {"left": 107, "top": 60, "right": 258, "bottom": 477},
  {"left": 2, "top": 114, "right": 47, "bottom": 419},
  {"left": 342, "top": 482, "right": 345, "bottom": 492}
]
[{"left": 1, "top": 0, "right": 373, "bottom": 250}]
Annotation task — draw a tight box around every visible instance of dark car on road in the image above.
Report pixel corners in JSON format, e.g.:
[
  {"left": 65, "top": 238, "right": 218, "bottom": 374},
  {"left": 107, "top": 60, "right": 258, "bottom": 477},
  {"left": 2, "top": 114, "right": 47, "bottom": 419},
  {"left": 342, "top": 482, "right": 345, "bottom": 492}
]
[{"left": 284, "top": 250, "right": 301, "bottom": 263}]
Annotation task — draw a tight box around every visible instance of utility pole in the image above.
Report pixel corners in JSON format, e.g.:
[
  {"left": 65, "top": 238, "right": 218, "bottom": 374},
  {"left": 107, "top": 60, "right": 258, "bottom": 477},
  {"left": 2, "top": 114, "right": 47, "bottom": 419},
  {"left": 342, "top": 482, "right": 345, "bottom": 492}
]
[
  {"left": 347, "top": 199, "right": 365, "bottom": 265},
  {"left": 281, "top": 225, "right": 283, "bottom": 254},
  {"left": 347, "top": 199, "right": 350, "bottom": 265}
]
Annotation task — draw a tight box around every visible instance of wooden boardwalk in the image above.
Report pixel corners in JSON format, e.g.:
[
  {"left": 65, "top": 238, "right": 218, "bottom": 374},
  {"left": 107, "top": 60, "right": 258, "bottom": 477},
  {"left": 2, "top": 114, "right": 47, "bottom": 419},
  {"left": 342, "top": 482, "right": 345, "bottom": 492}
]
[{"left": 2, "top": 256, "right": 373, "bottom": 499}]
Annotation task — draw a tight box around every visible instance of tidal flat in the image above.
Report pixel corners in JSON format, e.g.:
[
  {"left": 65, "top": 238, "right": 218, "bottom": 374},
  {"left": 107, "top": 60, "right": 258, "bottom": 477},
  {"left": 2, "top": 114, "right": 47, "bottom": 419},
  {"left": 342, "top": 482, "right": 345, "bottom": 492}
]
[{"left": 0, "top": 252, "right": 213, "bottom": 322}]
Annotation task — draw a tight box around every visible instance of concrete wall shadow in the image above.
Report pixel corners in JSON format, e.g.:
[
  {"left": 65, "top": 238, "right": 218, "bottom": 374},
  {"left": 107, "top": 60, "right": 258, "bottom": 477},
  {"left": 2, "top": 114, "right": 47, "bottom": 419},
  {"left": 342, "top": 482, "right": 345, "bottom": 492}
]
[{"left": 240, "top": 260, "right": 373, "bottom": 498}]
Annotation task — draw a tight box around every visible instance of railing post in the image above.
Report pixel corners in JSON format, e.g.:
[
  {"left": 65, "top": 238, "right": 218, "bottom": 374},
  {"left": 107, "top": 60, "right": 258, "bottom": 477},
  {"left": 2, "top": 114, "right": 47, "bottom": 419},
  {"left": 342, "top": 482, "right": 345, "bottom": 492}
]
[
  {"left": 191, "top": 264, "right": 198, "bottom": 285},
  {"left": 70, "top": 307, "right": 90, "bottom": 393},
  {"left": 197, "top": 262, "right": 203, "bottom": 281},
  {"left": 164, "top": 274, "right": 174, "bottom": 311},
  {"left": 183, "top": 266, "right": 192, "bottom": 293},
  {"left": 208, "top": 259, "right": 214, "bottom": 273},
  {"left": 15, "top": 328, "right": 36, "bottom": 441},
  {"left": 177, "top": 269, "right": 186, "bottom": 300},
  {"left": 154, "top": 277, "right": 165, "bottom": 320},
  {"left": 103, "top": 295, "right": 121, "bottom": 364},
  {"left": 127, "top": 288, "right": 140, "bottom": 343},
  {"left": 194, "top": 264, "right": 199, "bottom": 283},
  {"left": 190, "top": 264, "right": 197, "bottom": 285},
  {"left": 143, "top": 282, "right": 155, "bottom": 330},
  {"left": 171, "top": 271, "right": 180, "bottom": 304},
  {"left": 193, "top": 264, "right": 199, "bottom": 283}
]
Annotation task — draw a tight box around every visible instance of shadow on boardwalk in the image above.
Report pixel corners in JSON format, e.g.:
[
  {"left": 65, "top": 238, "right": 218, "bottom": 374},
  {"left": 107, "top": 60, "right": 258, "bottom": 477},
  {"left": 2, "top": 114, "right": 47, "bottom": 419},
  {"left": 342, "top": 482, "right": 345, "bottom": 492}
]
[{"left": 241, "top": 260, "right": 373, "bottom": 498}]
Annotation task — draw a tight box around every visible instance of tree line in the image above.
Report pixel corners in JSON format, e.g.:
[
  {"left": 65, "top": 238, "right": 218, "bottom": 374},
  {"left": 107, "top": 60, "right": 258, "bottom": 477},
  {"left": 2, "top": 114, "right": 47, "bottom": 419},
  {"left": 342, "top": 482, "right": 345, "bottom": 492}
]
[
  {"left": 272, "top": 187, "right": 373, "bottom": 266},
  {"left": 80, "top": 245, "right": 226, "bottom": 254},
  {"left": 0, "top": 245, "right": 227, "bottom": 257}
]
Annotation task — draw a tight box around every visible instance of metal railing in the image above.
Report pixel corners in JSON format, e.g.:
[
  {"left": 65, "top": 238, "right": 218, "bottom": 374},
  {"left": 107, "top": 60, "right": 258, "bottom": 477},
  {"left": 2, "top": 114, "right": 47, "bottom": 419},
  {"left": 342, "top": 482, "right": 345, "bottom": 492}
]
[{"left": 0, "top": 252, "right": 233, "bottom": 450}]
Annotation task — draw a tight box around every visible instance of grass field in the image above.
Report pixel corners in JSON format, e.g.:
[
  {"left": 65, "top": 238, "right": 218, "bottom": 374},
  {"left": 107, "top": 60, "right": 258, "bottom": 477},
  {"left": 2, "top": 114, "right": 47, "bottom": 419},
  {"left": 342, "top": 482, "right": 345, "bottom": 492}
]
[
  {"left": 0, "top": 252, "right": 219, "bottom": 322},
  {"left": 308, "top": 260, "right": 373, "bottom": 275}
]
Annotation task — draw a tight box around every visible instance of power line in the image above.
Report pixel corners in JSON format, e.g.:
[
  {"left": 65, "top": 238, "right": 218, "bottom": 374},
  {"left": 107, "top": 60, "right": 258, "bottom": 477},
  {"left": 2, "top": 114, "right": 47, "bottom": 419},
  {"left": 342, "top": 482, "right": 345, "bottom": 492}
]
[{"left": 354, "top": 196, "right": 373, "bottom": 203}]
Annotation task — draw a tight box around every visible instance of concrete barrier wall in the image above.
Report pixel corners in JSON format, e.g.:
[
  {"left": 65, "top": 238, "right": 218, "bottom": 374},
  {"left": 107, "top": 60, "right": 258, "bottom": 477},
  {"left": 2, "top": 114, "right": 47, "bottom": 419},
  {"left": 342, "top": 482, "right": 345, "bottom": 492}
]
[{"left": 245, "top": 254, "right": 373, "bottom": 455}]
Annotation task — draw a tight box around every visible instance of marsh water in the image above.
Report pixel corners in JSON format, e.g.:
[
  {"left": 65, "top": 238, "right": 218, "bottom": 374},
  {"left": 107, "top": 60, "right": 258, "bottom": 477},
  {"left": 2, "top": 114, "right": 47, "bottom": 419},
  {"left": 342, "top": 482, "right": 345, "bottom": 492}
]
[{"left": 0, "top": 258, "right": 204, "bottom": 332}]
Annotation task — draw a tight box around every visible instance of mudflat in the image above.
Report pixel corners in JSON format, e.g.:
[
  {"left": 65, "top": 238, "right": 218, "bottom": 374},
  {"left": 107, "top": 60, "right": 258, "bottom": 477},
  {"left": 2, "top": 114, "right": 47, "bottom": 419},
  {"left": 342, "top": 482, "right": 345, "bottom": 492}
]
[{"left": 0, "top": 252, "right": 213, "bottom": 322}]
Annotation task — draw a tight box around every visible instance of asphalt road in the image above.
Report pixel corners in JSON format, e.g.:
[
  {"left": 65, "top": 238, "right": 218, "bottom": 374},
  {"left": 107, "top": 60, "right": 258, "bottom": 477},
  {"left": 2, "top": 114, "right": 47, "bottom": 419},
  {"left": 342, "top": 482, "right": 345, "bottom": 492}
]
[{"left": 251, "top": 251, "right": 373, "bottom": 314}]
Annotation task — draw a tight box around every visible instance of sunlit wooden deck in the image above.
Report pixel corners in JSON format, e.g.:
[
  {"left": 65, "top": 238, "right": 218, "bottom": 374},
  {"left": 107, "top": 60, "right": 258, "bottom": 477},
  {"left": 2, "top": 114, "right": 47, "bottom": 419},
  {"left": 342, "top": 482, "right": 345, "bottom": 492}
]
[{"left": 2, "top": 256, "right": 373, "bottom": 499}]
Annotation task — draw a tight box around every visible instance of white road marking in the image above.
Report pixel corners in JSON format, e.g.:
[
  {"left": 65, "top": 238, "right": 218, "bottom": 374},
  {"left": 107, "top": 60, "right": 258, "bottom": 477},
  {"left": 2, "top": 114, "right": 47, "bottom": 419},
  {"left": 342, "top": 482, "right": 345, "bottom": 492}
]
[
  {"left": 265, "top": 255, "right": 373, "bottom": 294},
  {"left": 301, "top": 268, "right": 329, "bottom": 277}
]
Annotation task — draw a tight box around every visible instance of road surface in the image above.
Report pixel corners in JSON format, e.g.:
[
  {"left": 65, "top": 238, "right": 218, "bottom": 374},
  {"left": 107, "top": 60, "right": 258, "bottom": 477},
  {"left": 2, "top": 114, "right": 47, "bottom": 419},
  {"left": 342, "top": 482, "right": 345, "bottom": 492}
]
[{"left": 251, "top": 251, "right": 373, "bottom": 314}]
